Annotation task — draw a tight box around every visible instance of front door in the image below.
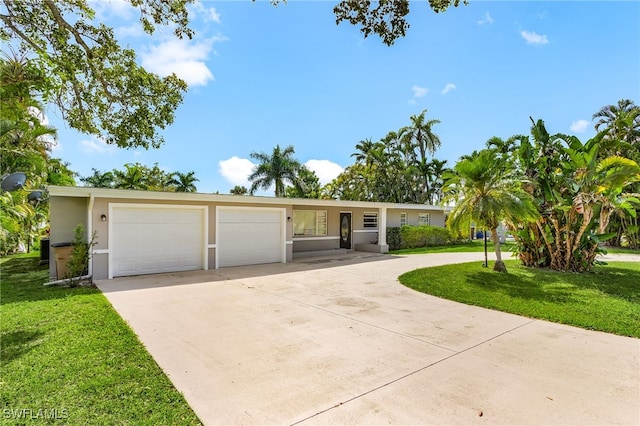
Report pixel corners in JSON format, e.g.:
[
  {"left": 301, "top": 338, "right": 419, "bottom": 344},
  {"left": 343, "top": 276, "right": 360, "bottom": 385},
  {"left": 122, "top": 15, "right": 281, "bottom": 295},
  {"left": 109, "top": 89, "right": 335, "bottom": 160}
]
[{"left": 339, "top": 212, "right": 352, "bottom": 249}]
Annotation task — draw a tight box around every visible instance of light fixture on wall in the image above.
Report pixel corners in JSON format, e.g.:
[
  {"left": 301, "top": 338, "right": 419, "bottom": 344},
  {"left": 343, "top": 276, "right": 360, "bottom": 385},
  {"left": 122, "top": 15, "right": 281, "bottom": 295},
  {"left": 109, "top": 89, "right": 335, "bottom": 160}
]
[
  {"left": 100, "top": 214, "right": 107, "bottom": 222},
  {"left": 287, "top": 216, "right": 292, "bottom": 222}
]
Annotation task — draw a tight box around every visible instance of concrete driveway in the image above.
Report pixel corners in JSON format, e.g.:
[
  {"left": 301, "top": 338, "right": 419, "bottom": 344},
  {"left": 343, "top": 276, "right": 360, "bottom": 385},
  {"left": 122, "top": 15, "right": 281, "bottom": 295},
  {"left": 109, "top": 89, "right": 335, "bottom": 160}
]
[{"left": 96, "top": 253, "right": 639, "bottom": 425}]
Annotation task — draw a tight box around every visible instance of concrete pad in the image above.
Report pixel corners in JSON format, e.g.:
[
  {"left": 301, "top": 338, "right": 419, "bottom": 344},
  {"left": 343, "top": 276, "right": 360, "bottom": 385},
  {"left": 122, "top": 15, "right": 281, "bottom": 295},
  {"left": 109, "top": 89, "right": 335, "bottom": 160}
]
[{"left": 96, "top": 252, "right": 640, "bottom": 425}]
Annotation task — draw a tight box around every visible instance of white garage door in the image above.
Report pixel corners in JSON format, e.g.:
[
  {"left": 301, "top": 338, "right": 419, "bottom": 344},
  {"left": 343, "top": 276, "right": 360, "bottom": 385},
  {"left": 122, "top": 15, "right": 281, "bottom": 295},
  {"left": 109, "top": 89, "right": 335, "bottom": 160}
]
[
  {"left": 217, "top": 208, "right": 284, "bottom": 267},
  {"left": 111, "top": 205, "right": 206, "bottom": 277}
]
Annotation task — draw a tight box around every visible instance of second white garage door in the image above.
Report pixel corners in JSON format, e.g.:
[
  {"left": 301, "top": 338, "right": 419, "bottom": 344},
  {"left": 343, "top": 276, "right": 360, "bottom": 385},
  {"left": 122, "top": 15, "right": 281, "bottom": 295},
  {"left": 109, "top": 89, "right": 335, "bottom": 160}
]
[
  {"left": 217, "top": 207, "right": 285, "bottom": 267},
  {"left": 111, "top": 205, "right": 206, "bottom": 278}
]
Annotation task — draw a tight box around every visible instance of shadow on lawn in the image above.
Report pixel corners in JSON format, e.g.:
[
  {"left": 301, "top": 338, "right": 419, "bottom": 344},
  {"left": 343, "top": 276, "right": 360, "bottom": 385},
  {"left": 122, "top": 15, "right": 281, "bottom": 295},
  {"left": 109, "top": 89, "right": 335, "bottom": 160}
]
[
  {"left": 465, "top": 264, "right": 640, "bottom": 303},
  {"left": 1, "top": 256, "right": 98, "bottom": 305},
  {"left": 0, "top": 330, "right": 45, "bottom": 363}
]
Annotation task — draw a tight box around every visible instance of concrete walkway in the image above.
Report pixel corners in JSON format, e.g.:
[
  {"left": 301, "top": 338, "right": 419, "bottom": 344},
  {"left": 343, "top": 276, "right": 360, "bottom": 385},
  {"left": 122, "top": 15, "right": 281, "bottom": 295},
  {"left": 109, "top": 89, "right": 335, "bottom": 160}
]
[{"left": 96, "top": 253, "right": 640, "bottom": 425}]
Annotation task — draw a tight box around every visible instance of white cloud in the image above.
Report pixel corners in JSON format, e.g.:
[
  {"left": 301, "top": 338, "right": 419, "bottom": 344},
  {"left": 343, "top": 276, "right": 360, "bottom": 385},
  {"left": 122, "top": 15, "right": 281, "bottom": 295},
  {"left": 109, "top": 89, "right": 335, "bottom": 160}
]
[
  {"left": 305, "top": 160, "right": 344, "bottom": 185},
  {"left": 521, "top": 30, "right": 549, "bottom": 45},
  {"left": 90, "top": 0, "right": 136, "bottom": 20},
  {"left": 189, "top": 1, "right": 221, "bottom": 23},
  {"left": 79, "top": 138, "right": 116, "bottom": 155},
  {"left": 412, "top": 85, "right": 428, "bottom": 98},
  {"left": 570, "top": 119, "right": 589, "bottom": 133},
  {"left": 441, "top": 83, "right": 457, "bottom": 95},
  {"left": 218, "top": 156, "right": 255, "bottom": 187},
  {"left": 141, "top": 37, "right": 226, "bottom": 86},
  {"left": 478, "top": 12, "right": 494, "bottom": 26}
]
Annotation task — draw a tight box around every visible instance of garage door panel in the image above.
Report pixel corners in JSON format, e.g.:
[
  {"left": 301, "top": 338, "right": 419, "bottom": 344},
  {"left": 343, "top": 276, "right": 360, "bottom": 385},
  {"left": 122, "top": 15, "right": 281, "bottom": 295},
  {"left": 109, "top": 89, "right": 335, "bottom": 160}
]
[
  {"left": 218, "top": 208, "right": 284, "bottom": 268},
  {"left": 112, "top": 206, "right": 205, "bottom": 277}
]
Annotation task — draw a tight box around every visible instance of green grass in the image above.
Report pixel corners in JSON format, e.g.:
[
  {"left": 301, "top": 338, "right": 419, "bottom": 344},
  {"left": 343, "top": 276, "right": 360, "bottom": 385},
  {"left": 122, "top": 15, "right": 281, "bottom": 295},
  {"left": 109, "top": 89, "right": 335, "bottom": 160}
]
[
  {"left": 399, "top": 260, "right": 640, "bottom": 338},
  {"left": 1, "top": 252, "right": 201, "bottom": 425},
  {"left": 391, "top": 239, "right": 516, "bottom": 254},
  {"left": 604, "top": 246, "right": 640, "bottom": 255}
]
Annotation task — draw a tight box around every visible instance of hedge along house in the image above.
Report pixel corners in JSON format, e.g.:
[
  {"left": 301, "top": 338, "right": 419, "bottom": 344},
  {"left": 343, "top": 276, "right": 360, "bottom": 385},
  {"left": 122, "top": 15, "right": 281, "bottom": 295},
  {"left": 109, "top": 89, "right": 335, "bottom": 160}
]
[{"left": 47, "top": 186, "right": 447, "bottom": 280}]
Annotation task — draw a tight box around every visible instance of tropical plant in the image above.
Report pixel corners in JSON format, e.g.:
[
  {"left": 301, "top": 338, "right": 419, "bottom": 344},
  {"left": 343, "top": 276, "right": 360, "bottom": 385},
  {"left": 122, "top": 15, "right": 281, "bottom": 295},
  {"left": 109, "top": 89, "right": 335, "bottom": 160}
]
[
  {"left": 248, "top": 145, "right": 303, "bottom": 197},
  {"left": 80, "top": 168, "right": 115, "bottom": 188},
  {"left": 284, "top": 166, "right": 321, "bottom": 199},
  {"left": 512, "top": 119, "right": 640, "bottom": 271},
  {"left": 443, "top": 149, "right": 539, "bottom": 272},
  {"left": 230, "top": 185, "right": 248, "bottom": 195},
  {"left": 593, "top": 99, "right": 640, "bottom": 147},
  {"left": 167, "top": 171, "right": 199, "bottom": 193},
  {"left": 1, "top": 0, "right": 188, "bottom": 149}
]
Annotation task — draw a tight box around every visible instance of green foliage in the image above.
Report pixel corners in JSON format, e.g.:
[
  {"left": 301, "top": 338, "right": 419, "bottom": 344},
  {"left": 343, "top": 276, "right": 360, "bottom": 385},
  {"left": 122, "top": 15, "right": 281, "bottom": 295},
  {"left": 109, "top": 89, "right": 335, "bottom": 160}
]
[
  {"left": 325, "top": 110, "right": 449, "bottom": 203},
  {"left": 512, "top": 118, "right": 640, "bottom": 271},
  {"left": 80, "top": 163, "right": 199, "bottom": 192},
  {"left": 1, "top": 52, "right": 76, "bottom": 254},
  {"left": 64, "top": 224, "right": 97, "bottom": 285},
  {"left": 230, "top": 185, "right": 249, "bottom": 195},
  {"left": 331, "top": 0, "right": 466, "bottom": 46},
  {"left": 284, "top": 166, "right": 321, "bottom": 199},
  {"left": 400, "top": 225, "right": 454, "bottom": 248},
  {"left": 386, "top": 227, "right": 403, "bottom": 250},
  {"left": 249, "top": 145, "right": 304, "bottom": 197},
  {"left": 1, "top": 0, "right": 190, "bottom": 148}
]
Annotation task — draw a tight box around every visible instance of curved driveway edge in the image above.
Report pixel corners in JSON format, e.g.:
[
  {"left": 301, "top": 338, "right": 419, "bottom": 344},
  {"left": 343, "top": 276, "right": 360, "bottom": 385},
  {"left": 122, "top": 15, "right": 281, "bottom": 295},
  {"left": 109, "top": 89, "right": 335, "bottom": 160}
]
[{"left": 96, "top": 252, "right": 640, "bottom": 425}]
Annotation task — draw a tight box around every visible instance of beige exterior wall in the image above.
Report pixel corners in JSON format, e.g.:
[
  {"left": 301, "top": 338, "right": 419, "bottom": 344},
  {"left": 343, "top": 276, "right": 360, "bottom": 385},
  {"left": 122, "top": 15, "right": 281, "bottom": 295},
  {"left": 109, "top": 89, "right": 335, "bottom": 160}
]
[
  {"left": 49, "top": 196, "right": 89, "bottom": 279},
  {"left": 48, "top": 186, "right": 449, "bottom": 279}
]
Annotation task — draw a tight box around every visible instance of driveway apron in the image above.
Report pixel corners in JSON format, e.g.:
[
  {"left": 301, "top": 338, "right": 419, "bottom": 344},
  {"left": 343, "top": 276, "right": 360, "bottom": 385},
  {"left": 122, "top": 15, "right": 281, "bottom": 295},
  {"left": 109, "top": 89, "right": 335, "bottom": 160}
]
[{"left": 96, "top": 253, "right": 640, "bottom": 425}]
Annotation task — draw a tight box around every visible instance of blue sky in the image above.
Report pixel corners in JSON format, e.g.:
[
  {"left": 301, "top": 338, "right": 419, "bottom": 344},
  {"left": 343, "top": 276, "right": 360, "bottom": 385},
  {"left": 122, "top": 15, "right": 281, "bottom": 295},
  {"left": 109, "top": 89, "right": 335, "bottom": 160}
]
[{"left": 47, "top": 1, "right": 640, "bottom": 194}]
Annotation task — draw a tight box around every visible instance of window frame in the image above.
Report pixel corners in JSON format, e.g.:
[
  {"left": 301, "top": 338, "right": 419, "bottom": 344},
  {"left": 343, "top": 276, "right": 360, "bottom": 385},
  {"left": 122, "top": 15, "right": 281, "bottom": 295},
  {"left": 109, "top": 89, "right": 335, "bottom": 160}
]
[
  {"left": 418, "top": 213, "right": 430, "bottom": 226},
  {"left": 399, "top": 212, "right": 408, "bottom": 227},
  {"left": 363, "top": 212, "right": 378, "bottom": 229},
  {"left": 293, "top": 210, "right": 327, "bottom": 236}
]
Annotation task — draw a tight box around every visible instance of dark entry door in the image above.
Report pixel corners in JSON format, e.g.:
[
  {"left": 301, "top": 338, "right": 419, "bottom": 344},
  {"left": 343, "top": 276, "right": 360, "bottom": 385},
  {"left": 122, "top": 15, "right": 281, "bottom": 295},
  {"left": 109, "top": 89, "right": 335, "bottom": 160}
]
[{"left": 340, "top": 212, "right": 352, "bottom": 249}]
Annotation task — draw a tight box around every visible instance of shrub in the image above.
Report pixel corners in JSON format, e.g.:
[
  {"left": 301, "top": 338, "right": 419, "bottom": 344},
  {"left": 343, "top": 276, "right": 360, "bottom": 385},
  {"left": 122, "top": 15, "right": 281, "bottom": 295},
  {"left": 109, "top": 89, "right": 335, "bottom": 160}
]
[
  {"left": 401, "top": 225, "right": 453, "bottom": 248},
  {"left": 386, "top": 227, "right": 403, "bottom": 250}
]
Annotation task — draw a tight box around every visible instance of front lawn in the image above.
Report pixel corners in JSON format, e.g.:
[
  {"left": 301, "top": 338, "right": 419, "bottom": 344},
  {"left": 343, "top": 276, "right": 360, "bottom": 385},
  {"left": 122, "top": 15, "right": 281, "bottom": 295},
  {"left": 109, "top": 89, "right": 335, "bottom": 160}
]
[
  {"left": 0, "top": 252, "right": 201, "bottom": 425},
  {"left": 399, "top": 260, "right": 640, "bottom": 338}
]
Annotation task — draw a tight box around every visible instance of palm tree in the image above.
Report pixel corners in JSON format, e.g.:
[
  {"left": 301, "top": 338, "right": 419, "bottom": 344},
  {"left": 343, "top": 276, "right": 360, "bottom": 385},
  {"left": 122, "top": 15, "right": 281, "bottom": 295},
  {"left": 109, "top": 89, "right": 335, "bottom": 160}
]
[
  {"left": 443, "top": 149, "right": 538, "bottom": 272},
  {"left": 593, "top": 99, "right": 640, "bottom": 146},
  {"left": 230, "top": 185, "right": 248, "bottom": 195},
  {"left": 113, "top": 164, "right": 147, "bottom": 190},
  {"left": 168, "top": 171, "right": 198, "bottom": 192},
  {"left": 81, "top": 168, "right": 114, "bottom": 188},
  {"left": 400, "top": 110, "right": 441, "bottom": 199},
  {"left": 249, "top": 145, "right": 302, "bottom": 197}
]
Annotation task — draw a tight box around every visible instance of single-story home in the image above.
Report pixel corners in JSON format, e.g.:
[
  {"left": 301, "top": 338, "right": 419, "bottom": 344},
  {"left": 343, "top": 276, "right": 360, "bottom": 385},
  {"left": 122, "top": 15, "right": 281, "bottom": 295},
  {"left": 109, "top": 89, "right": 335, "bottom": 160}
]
[{"left": 47, "top": 186, "right": 448, "bottom": 280}]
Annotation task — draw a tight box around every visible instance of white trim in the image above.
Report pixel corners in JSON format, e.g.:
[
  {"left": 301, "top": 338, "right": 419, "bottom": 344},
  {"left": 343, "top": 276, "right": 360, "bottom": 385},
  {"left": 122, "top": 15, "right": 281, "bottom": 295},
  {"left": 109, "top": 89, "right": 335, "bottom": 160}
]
[
  {"left": 48, "top": 185, "right": 450, "bottom": 211},
  {"left": 108, "top": 203, "right": 208, "bottom": 279},
  {"left": 207, "top": 244, "right": 216, "bottom": 249},
  {"left": 354, "top": 229, "right": 378, "bottom": 233},
  {"left": 293, "top": 236, "right": 340, "bottom": 241},
  {"left": 215, "top": 205, "right": 286, "bottom": 269},
  {"left": 88, "top": 195, "right": 94, "bottom": 277},
  {"left": 93, "top": 249, "right": 109, "bottom": 255},
  {"left": 286, "top": 241, "right": 293, "bottom": 245}
]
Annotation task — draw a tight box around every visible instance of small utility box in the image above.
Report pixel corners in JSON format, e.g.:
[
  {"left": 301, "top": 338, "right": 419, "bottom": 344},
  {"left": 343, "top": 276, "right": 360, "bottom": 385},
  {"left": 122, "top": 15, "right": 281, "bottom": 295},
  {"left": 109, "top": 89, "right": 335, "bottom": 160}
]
[{"left": 51, "top": 242, "right": 74, "bottom": 280}]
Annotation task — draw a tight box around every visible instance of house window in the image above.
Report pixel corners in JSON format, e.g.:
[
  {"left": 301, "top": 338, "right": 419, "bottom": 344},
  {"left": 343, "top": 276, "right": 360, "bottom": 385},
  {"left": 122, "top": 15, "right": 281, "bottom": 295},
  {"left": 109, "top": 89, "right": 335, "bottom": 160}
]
[
  {"left": 418, "top": 213, "right": 430, "bottom": 226},
  {"left": 293, "top": 210, "right": 327, "bottom": 236},
  {"left": 363, "top": 212, "right": 378, "bottom": 228},
  {"left": 400, "top": 212, "right": 407, "bottom": 226}
]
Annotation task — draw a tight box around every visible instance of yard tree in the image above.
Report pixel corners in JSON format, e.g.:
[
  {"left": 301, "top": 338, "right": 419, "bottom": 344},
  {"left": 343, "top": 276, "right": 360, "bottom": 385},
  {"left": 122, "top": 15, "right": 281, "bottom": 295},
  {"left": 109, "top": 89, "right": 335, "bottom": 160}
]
[
  {"left": 509, "top": 118, "right": 640, "bottom": 271},
  {"left": 248, "top": 145, "right": 303, "bottom": 197},
  {"left": 1, "top": 0, "right": 190, "bottom": 149},
  {"left": 168, "top": 171, "right": 199, "bottom": 193},
  {"left": 1, "top": 52, "right": 76, "bottom": 254},
  {"left": 442, "top": 149, "right": 538, "bottom": 272}
]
